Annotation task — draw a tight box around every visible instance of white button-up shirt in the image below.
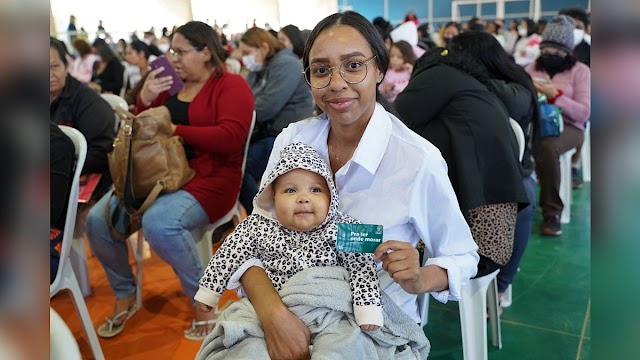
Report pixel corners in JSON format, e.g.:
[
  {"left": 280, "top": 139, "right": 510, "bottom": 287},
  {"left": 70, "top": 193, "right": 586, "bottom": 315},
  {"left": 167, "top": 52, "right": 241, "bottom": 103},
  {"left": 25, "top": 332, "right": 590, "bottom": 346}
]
[{"left": 233, "top": 103, "right": 479, "bottom": 322}]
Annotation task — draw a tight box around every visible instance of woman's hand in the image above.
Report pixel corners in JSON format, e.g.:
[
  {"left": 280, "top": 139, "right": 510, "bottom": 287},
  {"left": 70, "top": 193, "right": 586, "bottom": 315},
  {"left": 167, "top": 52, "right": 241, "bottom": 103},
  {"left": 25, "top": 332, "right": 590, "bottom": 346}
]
[
  {"left": 261, "top": 304, "right": 311, "bottom": 360},
  {"left": 373, "top": 240, "right": 425, "bottom": 294},
  {"left": 139, "top": 67, "right": 174, "bottom": 106},
  {"left": 533, "top": 75, "right": 559, "bottom": 99},
  {"left": 241, "top": 266, "right": 310, "bottom": 360},
  {"left": 88, "top": 82, "right": 102, "bottom": 93}
]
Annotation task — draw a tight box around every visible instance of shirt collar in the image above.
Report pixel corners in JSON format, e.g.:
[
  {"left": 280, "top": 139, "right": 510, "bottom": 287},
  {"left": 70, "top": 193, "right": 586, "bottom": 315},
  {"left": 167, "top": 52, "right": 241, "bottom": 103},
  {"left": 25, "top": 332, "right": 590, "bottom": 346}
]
[{"left": 349, "top": 103, "right": 391, "bottom": 176}]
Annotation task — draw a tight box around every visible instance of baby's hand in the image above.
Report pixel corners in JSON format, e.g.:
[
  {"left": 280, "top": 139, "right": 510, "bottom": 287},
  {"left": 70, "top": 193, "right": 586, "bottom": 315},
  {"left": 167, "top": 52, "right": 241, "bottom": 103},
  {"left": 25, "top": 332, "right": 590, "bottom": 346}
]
[
  {"left": 195, "top": 300, "right": 214, "bottom": 313},
  {"left": 359, "top": 324, "right": 380, "bottom": 331}
]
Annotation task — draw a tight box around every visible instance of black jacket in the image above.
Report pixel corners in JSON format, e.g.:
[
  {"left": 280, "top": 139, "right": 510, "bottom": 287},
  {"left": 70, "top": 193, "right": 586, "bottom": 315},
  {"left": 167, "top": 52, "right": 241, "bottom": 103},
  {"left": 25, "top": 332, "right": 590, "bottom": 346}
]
[
  {"left": 50, "top": 74, "right": 115, "bottom": 175},
  {"left": 92, "top": 59, "right": 125, "bottom": 94},
  {"left": 574, "top": 41, "right": 590, "bottom": 67},
  {"left": 395, "top": 53, "right": 529, "bottom": 213},
  {"left": 489, "top": 79, "right": 536, "bottom": 177}
]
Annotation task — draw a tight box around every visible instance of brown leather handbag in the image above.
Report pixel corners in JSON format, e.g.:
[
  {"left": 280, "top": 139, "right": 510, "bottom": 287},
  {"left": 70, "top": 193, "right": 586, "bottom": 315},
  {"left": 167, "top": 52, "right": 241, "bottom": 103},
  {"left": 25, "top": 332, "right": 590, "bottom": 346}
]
[{"left": 105, "top": 106, "right": 195, "bottom": 238}]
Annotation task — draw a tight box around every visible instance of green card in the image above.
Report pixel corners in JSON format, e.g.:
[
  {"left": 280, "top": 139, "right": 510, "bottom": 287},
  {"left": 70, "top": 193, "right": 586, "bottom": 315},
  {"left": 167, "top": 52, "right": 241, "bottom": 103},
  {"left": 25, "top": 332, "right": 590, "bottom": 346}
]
[{"left": 336, "top": 223, "right": 383, "bottom": 253}]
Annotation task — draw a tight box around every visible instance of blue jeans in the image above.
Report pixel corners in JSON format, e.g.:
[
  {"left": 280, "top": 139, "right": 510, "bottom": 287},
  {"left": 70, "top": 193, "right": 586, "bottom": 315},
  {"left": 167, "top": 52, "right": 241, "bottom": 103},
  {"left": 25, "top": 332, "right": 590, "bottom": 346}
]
[
  {"left": 85, "top": 189, "right": 209, "bottom": 300},
  {"left": 497, "top": 175, "right": 536, "bottom": 292},
  {"left": 239, "top": 136, "right": 276, "bottom": 214}
]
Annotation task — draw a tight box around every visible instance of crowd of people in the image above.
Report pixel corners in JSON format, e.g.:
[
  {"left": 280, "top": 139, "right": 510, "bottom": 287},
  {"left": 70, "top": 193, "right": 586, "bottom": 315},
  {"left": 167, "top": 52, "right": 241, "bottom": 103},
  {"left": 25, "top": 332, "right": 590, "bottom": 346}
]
[{"left": 51, "top": 5, "right": 591, "bottom": 358}]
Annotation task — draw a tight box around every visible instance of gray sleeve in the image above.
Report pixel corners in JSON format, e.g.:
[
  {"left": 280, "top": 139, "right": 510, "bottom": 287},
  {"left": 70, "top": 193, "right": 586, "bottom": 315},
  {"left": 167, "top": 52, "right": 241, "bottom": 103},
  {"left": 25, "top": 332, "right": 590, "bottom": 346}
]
[{"left": 253, "top": 55, "right": 304, "bottom": 123}]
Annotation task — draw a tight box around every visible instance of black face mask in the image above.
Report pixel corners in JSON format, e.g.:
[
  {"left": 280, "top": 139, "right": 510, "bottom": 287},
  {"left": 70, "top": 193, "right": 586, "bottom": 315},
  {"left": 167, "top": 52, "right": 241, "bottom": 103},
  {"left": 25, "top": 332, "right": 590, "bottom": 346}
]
[
  {"left": 443, "top": 37, "right": 452, "bottom": 46},
  {"left": 541, "top": 54, "right": 567, "bottom": 71}
]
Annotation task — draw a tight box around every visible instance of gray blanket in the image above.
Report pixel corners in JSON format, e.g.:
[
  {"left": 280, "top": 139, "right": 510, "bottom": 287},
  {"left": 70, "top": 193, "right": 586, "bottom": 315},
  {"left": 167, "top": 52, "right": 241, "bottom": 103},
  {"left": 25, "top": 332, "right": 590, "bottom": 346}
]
[{"left": 196, "top": 266, "right": 430, "bottom": 359}]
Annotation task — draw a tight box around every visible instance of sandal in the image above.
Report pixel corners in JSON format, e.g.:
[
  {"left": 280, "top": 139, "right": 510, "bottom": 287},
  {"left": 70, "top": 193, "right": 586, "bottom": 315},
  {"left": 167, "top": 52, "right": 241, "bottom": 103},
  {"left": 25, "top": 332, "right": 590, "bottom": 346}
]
[
  {"left": 183, "top": 318, "right": 217, "bottom": 341},
  {"left": 97, "top": 303, "right": 139, "bottom": 338}
]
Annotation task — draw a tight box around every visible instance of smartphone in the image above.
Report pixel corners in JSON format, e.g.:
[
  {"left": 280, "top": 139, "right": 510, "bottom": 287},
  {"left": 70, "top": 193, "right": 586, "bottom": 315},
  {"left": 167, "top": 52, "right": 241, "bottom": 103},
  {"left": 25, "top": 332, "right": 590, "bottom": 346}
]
[{"left": 150, "top": 55, "right": 185, "bottom": 96}]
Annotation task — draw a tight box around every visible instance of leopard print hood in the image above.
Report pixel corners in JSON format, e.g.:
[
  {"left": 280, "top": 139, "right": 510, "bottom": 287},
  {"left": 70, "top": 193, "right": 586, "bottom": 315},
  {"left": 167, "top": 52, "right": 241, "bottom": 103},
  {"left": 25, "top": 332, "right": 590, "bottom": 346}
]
[{"left": 254, "top": 142, "right": 339, "bottom": 229}]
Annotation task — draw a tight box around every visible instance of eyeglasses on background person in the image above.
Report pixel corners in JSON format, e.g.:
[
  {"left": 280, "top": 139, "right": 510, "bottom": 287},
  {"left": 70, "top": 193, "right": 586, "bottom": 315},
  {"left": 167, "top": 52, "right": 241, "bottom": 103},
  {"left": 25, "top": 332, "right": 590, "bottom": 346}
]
[{"left": 303, "top": 55, "right": 377, "bottom": 89}]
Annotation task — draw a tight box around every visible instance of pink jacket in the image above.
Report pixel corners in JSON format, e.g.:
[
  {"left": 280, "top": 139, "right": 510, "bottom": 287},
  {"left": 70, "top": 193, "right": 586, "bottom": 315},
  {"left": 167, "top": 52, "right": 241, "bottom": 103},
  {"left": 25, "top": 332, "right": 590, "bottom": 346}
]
[{"left": 526, "top": 61, "right": 591, "bottom": 130}]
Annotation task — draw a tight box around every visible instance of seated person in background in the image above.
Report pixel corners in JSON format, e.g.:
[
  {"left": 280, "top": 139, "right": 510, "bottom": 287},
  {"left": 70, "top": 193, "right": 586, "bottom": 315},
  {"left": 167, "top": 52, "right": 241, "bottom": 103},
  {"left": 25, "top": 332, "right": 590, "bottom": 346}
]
[
  {"left": 378, "top": 40, "right": 416, "bottom": 102},
  {"left": 277, "top": 24, "right": 305, "bottom": 60},
  {"left": 237, "top": 27, "right": 313, "bottom": 215},
  {"left": 50, "top": 122, "right": 75, "bottom": 284},
  {"left": 123, "top": 40, "right": 152, "bottom": 109},
  {"left": 395, "top": 46, "right": 530, "bottom": 278},
  {"left": 85, "top": 21, "right": 255, "bottom": 341},
  {"left": 50, "top": 37, "right": 115, "bottom": 201},
  {"left": 68, "top": 39, "right": 97, "bottom": 83},
  {"left": 389, "top": 21, "right": 426, "bottom": 58},
  {"left": 89, "top": 38, "right": 125, "bottom": 94},
  {"left": 196, "top": 143, "right": 383, "bottom": 334}
]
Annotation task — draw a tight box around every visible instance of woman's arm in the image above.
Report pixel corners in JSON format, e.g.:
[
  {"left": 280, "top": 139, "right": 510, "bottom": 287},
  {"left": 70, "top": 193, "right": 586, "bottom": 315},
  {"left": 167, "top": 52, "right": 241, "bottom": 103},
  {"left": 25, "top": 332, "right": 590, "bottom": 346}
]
[
  {"left": 253, "top": 55, "right": 304, "bottom": 123},
  {"left": 241, "top": 267, "right": 311, "bottom": 360},
  {"left": 554, "top": 65, "right": 591, "bottom": 125}
]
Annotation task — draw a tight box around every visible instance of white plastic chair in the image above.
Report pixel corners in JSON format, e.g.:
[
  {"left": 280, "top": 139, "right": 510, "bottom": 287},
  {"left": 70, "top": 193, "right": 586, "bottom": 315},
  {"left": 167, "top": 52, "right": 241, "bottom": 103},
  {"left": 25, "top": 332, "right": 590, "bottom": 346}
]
[
  {"left": 129, "top": 111, "right": 256, "bottom": 310},
  {"left": 418, "top": 260, "right": 501, "bottom": 360},
  {"left": 559, "top": 148, "right": 576, "bottom": 224},
  {"left": 101, "top": 93, "right": 128, "bottom": 132},
  {"left": 509, "top": 117, "right": 525, "bottom": 162},
  {"left": 581, "top": 123, "right": 590, "bottom": 182},
  {"left": 51, "top": 126, "right": 105, "bottom": 360},
  {"left": 50, "top": 307, "right": 82, "bottom": 360}
]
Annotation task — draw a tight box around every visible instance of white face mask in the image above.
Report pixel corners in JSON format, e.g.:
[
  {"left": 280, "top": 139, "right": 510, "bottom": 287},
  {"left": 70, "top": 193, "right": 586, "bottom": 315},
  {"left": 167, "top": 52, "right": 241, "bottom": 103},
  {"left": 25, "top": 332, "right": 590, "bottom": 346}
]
[
  {"left": 583, "top": 33, "right": 591, "bottom": 45},
  {"left": 242, "top": 54, "right": 263, "bottom": 72},
  {"left": 158, "top": 43, "right": 170, "bottom": 53},
  {"left": 518, "top": 27, "right": 528, "bottom": 37},
  {"left": 573, "top": 29, "right": 585, "bottom": 46}
]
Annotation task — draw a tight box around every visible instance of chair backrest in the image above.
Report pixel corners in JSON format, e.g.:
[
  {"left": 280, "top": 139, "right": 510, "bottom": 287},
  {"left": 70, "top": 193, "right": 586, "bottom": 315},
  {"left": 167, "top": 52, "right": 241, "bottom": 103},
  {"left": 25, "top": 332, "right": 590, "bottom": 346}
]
[
  {"left": 509, "top": 117, "right": 525, "bottom": 162},
  {"left": 50, "top": 126, "right": 87, "bottom": 294},
  {"left": 241, "top": 111, "right": 257, "bottom": 182},
  {"left": 50, "top": 307, "right": 82, "bottom": 360},
  {"left": 101, "top": 93, "right": 128, "bottom": 132}
]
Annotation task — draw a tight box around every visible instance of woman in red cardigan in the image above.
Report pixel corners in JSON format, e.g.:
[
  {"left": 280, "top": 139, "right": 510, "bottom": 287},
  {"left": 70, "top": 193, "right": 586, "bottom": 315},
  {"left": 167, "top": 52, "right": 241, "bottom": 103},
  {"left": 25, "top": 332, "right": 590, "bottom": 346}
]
[{"left": 85, "top": 21, "right": 254, "bottom": 341}]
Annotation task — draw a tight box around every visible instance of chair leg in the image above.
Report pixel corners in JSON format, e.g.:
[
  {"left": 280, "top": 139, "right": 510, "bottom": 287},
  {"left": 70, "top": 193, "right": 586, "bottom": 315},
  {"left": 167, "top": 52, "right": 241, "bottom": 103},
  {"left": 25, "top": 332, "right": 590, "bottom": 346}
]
[
  {"left": 64, "top": 266, "right": 105, "bottom": 360},
  {"left": 459, "top": 286, "right": 489, "bottom": 360},
  {"left": 135, "top": 231, "right": 144, "bottom": 310},
  {"left": 487, "top": 278, "right": 502, "bottom": 349}
]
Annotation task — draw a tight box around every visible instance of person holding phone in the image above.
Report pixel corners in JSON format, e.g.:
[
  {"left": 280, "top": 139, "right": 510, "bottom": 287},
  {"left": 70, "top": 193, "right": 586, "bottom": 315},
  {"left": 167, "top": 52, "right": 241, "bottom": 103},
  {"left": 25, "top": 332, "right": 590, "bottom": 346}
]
[
  {"left": 525, "top": 15, "right": 590, "bottom": 236},
  {"left": 85, "top": 21, "right": 255, "bottom": 341}
]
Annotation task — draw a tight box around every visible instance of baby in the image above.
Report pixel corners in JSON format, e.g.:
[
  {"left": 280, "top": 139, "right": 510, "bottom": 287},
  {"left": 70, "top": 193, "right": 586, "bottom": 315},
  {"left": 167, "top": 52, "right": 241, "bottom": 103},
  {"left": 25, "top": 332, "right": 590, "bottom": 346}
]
[{"left": 195, "top": 142, "right": 383, "bottom": 330}]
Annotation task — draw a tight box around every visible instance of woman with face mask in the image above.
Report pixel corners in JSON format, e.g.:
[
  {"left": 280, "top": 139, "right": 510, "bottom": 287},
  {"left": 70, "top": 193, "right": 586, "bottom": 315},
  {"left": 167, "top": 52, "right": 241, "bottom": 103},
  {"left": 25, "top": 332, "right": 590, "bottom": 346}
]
[
  {"left": 237, "top": 27, "right": 314, "bottom": 215},
  {"left": 525, "top": 15, "right": 591, "bottom": 236},
  {"left": 513, "top": 17, "right": 542, "bottom": 66}
]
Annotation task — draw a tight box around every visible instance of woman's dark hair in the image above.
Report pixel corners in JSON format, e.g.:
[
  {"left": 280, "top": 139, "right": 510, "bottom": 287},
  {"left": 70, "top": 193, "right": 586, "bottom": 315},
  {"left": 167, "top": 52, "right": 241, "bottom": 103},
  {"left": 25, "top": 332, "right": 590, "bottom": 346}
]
[
  {"left": 372, "top": 16, "right": 392, "bottom": 43},
  {"left": 241, "top": 27, "right": 284, "bottom": 63},
  {"left": 175, "top": 21, "right": 226, "bottom": 74},
  {"left": 449, "top": 31, "right": 537, "bottom": 99},
  {"left": 280, "top": 25, "right": 305, "bottom": 59},
  {"left": 520, "top": 18, "right": 537, "bottom": 37},
  {"left": 303, "top": 11, "right": 396, "bottom": 115},
  {"left": 449, "top": 31, "right": 540, "bottom": 136},
  {"left": 72, "top": 39, "right": 92, "bottom": 57},
  {"left": 444, "top": 21, "right": 461, "bottom": 33},
  {"left": 559, "top": 7, "right": 590, "bottom": 27},
  {"left": 129, "top": 40, "right": 151, "bottom": 59},
  {"left": 50, "top": 37, "right": 68, "bottom": 66},
  {"left": 92, "top": 38, "right": 118, "bottom": 63},
  {"left": 392, "top": 40, "right": 416, "bottom": 66}
]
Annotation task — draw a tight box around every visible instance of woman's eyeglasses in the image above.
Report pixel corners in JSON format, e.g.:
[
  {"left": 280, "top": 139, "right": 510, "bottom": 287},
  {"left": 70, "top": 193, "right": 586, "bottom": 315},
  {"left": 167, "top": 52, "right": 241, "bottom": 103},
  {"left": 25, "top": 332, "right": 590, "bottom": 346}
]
[
  {"left": 302, "top": 55, "right": 377, "bottom": 89},
  {"left": 168, "top": 48, "right": 197, "bottom": 58}
]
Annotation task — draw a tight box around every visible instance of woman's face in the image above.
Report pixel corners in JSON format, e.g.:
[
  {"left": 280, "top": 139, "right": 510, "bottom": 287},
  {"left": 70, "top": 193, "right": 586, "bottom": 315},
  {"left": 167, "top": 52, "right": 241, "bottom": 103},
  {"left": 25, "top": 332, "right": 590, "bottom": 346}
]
[
  {"left": 443, "top": 25, "right": 459, "bottom": 40},
  {"left": 170, "top": 33, "right": 210, "bottom": 81},
  {"left": 307, "top": 25, "right": 383, "bottom": 129},
  {"left": 124, "top": 45, "right": 142, "bottom": 66},
  {"left": 50, "top": 47, "right": 67, "bottom": 98},
  {"left": 278, "top": 32, "right": 292, "bottom": 49},
  {"left": 238, "top": 41, "right": 266, "bottom": 64},
  {"left": 389, "top": 46, "right": 405, "bottom": 71}
]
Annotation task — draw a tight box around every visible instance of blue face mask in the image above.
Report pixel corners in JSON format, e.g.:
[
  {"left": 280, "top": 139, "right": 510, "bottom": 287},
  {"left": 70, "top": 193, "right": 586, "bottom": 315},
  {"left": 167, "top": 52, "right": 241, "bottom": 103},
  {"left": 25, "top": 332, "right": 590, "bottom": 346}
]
[{"left": 242, "top": 54, "right": 263, "bottom": 72}]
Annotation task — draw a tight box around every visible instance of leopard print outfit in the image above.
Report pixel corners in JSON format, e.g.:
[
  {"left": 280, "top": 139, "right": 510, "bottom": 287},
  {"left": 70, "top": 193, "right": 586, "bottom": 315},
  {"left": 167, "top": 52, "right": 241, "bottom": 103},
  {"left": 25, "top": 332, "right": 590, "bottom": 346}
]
[
  {"left": 195, "top": 143, "right": 382, "bottom": 325},
  {"left": 467, "top": 203, "right": 517, "bottom": 266}
]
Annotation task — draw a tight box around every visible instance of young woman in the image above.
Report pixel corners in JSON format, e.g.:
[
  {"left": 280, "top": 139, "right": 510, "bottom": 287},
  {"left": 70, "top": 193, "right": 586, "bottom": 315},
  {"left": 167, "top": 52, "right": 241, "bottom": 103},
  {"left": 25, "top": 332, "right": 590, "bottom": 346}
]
[{"left": 226, "top": 11, "right": 479, "bottom": 359}]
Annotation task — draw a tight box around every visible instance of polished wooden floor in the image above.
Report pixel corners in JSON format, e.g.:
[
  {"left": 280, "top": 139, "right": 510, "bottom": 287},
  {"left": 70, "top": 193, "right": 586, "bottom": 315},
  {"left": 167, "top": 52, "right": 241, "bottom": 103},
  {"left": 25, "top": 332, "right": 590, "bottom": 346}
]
[{"left": 51, "top": 184, "right": 590, "bottom": 359}]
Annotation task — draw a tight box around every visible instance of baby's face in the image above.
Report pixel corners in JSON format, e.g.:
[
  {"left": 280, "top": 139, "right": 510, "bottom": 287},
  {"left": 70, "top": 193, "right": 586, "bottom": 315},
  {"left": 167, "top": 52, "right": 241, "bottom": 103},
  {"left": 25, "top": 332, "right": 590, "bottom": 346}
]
[{"left": 273, "top": 169, "right": 331, "bottom": 232}]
